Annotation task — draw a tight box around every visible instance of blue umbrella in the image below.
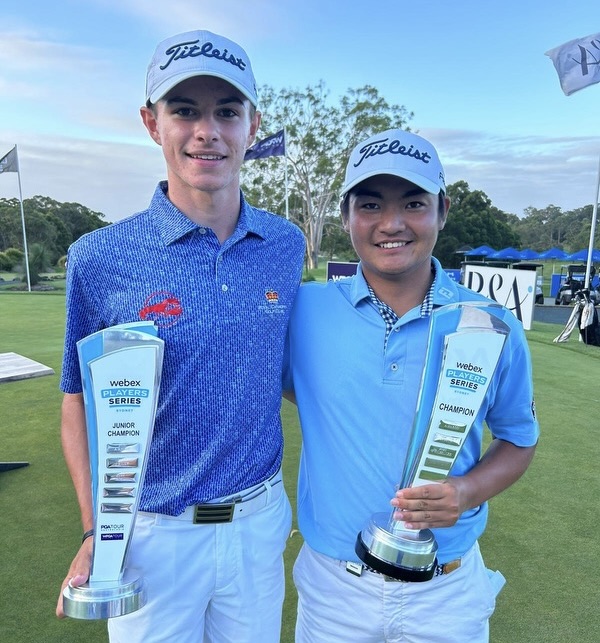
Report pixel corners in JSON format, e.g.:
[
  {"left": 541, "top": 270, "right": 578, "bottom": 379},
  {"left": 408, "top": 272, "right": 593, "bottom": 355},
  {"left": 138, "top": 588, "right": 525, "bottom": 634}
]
[
  {"left": 464, "top": 245, "right": 496, "bottom": 257},
  {"left": 537, "top": 247, "right": 568, "bottom": 260},
  {"left": 488, "top": 247, "right": 523, "bottom": 260},
  {"left": 567, "top": 248, "right": 600, "bottom": 262}
]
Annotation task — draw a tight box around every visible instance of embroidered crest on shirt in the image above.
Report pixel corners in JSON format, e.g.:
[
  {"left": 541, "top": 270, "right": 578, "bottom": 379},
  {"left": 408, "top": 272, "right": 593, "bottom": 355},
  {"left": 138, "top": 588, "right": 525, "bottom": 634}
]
[
  {"left": 258, "top": 289, "right": 285, "bottom": 315},
  {"left": 265, "top": 290, "right": 279, "bottom": 304},
  {"left": 139, "top": 291, "right": 183, "bottom": 327}
]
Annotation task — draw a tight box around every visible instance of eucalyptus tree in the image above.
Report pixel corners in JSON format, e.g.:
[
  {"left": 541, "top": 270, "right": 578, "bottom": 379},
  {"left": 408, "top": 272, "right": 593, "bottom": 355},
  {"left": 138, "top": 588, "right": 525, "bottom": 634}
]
[{"left": 241, "top": 82, "right": 413, "bottom": 268}]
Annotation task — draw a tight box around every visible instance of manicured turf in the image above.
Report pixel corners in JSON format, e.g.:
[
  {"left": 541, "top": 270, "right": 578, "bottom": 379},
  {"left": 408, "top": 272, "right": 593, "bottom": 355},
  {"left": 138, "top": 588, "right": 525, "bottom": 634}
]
[{"left": 1, "top": 292, "right": 599, "bottom": 642}]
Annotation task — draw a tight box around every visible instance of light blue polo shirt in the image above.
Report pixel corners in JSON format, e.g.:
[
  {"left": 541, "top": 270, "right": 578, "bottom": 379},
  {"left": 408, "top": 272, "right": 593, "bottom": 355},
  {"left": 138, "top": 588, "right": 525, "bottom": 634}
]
[
  {"left": 283, "top": 259, "right": 539, "bottom": 563},
  {"left": 61, "top": 182, "right": 305, "bottom": 515}
]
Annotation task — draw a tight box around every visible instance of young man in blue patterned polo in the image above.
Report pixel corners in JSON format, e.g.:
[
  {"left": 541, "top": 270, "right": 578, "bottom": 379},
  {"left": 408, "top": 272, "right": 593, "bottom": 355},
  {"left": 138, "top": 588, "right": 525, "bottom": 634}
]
[{"left": 56, "top": 30, "right": 305, "bottom": 642}]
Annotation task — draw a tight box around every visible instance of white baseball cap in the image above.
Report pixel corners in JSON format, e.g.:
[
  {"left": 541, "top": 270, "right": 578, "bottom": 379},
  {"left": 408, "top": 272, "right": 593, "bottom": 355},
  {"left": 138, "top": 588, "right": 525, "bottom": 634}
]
[
  {"left": 341, "top": 129, "right": 446, "bottom": 197},
  {"left": 145, "top": 30, "right": 258, "bottom": 106}
]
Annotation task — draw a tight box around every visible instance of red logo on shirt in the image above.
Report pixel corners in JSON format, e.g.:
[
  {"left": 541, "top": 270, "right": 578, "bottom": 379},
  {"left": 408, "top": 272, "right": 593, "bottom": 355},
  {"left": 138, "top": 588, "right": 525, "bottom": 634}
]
[{"left": 139, "top": 291, "right": 183, "bottom": 327}]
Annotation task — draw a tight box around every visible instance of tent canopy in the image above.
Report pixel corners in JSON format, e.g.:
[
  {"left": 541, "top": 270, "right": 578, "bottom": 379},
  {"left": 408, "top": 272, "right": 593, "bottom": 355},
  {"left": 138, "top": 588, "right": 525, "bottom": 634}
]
[
  {"left": 464, "top": 245, "right": 496, "bottom": 256},
  {"left": 488, "top": 247, "right": 523, "bottom": 260},
  {"left": 519, "top": 248, "right": 540, "bottom": 260},
  {"left": 567, "top": 248, "right": 600, "bottom": 262},
  {"left": 537, "top": 247, "right": 569, "bottom": 260}
]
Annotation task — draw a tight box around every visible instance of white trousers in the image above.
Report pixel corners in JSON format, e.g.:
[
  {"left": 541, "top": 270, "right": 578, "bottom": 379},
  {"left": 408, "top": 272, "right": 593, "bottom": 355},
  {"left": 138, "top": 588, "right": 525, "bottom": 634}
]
[
  {"left": 293, "top": 542, "right": 505, "bottom": 643},
  {"left": 107, "top": 488, "right": 292, "bottom": 643}
]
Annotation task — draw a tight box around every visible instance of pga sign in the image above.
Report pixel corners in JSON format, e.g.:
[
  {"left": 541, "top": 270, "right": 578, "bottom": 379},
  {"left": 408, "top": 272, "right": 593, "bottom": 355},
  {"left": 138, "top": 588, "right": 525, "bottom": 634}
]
[{"left": 464, "top": 265, "right": 537, "bottom": 329}]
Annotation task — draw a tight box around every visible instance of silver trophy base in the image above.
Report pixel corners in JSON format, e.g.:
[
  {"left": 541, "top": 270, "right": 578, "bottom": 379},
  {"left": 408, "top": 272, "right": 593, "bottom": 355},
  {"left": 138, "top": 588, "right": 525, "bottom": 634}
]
[
  {"left": 62, "top": 569, "right": 146, "bottom": 619},
  {"left": 355, "top": 512, "right": 438, "bottom": 582}
]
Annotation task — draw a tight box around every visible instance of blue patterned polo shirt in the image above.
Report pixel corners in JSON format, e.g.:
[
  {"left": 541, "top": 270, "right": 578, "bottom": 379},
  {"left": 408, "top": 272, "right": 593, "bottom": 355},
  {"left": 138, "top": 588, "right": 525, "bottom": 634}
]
[{"left": 61, "top": 182, "right": 305, "bottom": 515}]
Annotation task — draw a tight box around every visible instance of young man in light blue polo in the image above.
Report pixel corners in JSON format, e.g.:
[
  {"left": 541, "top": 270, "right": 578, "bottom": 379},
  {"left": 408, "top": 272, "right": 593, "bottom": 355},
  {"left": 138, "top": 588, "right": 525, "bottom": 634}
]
[
  {"left": 284, "top": 129, "right": 538, "bottom": 642},
  {"left": 56, "top": 30, "right": 305, "bottom": 642}
]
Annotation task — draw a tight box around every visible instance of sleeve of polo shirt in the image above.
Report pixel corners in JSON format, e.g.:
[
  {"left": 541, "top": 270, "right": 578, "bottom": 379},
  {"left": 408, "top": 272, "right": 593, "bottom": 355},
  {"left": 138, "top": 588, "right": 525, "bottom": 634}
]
[
  {"left": 282, "top": 329, "right": 293, "bottom": 393},
  {"left": 483, "top": 321, "right": 539, "bottom": 447},
  {"left": 60, "top": 244, "right": 105, "bottom": 394}
]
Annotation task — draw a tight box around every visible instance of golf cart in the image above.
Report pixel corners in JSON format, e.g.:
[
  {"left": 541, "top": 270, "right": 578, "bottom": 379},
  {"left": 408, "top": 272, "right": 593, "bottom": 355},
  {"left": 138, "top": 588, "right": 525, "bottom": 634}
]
[{"left": 554, "top": 264, "right": 595, "bottom": 305}]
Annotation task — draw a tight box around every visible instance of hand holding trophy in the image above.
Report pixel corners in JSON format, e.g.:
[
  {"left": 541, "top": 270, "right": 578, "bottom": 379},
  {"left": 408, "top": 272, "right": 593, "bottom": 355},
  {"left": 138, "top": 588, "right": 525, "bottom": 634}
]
[
  {"left": 355, "top": 302, "right": 511, "bottom": 581},
  {"left": 62, "top": 322, "right": 164, "bottom": 619}
]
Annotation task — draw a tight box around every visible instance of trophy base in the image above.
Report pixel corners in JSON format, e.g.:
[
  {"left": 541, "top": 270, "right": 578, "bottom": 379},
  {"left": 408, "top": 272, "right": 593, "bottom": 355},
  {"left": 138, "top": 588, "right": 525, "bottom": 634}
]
[
  {"left": 355, "top": 512, "right": 438, "bottom": 582},
  {"left": 62, "top": 569, "right": 146, "bottom": 619}
]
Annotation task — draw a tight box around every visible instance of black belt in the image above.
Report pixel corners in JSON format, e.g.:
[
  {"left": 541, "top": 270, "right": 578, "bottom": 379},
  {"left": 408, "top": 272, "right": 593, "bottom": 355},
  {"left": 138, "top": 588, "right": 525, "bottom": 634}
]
[{"left": 345, "top": 557, "right": 461, "bottom": 581}]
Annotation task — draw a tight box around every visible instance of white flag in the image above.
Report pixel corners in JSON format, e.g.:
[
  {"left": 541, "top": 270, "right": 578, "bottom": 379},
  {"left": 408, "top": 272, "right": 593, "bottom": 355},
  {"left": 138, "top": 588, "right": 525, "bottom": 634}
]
[
  {"left": 546, "top": 33, "right": 600, "bottom": 96},
  {"left": 0, "top": 146, "right": 18, "bottom": 174}
]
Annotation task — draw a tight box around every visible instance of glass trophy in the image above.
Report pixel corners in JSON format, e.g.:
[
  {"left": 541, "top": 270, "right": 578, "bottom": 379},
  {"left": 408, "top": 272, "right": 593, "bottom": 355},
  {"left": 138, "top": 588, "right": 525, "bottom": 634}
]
[
  {"left": 355, "top": 302, "right": 511, "bottom": 581},
  {"left": 62, "top": 322, "right": 164, "bottom": 618}
]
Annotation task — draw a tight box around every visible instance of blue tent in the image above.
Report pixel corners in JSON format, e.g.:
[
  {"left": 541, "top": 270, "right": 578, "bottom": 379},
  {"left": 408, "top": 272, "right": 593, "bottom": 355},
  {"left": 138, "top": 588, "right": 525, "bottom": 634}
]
[
  {"left": 464, "top": 245, "right": 496, "bottom": 257},
  {"left": 519, "top": 248, "right": 540, "bottom": 260},
  {"left": 567, "top": 248, "right": 600, "bottom": 262},
  {"left": 488, "top": 247, "right": 523, "bottom": 260},
  {"left": 537, "top": 247, "right": 569, "bottom": 260}
]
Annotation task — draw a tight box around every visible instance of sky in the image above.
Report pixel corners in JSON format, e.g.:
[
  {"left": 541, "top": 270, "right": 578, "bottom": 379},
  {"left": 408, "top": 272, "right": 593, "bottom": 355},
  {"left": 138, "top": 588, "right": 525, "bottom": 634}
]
[{"left": 0, "top": 0, "right": 599, "bottom": 223}]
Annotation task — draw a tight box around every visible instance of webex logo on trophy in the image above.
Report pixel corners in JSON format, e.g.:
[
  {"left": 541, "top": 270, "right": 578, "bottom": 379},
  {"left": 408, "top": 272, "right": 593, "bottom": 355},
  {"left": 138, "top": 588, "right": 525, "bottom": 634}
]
[
  {"left": 355, "top": 302, "right": 511, "bottom": 581},
  {"left": 62, "top": 322, "right": 164, "bottom": 619}
]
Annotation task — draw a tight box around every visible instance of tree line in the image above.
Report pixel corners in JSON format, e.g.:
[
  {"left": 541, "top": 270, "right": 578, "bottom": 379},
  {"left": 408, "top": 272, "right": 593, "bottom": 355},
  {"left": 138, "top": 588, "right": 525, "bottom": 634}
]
[
  {"left": 1, "top": 82, "right": 598, "bottom": 276},
  {"left": 0, "top": 196, "right": 107, "bottom": 283}
]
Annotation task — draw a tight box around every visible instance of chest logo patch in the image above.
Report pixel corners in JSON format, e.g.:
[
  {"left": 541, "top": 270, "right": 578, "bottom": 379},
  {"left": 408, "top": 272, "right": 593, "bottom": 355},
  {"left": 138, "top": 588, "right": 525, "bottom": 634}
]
[
  {"left": 265, "top": 289, "right": 279, "bottom": 304},
  {"left": 139, "top": 291, "right": 183, "bottom": 327}
]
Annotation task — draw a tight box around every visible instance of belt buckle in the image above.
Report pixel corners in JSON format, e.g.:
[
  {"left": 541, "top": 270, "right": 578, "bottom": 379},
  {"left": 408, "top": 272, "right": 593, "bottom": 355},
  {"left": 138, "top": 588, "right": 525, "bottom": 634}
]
[
  {"left": 437, "top": 558, "right": 461, "bottom": 576},
  {"left": 345, "top": 561, "right": 363, "bottom": 577},
  {"left": 193, "top": 502, "right": 235, "bottom": 524}
]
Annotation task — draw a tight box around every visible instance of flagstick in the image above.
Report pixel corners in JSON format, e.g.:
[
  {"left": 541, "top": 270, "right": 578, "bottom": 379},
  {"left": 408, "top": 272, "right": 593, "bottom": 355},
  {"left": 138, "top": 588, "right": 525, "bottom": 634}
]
[
  {"left": 15, "top": 145, "right": 31, "bottom": 292},
  {"left": 584, "top": 154, "right": 600, "bottom": 289}
]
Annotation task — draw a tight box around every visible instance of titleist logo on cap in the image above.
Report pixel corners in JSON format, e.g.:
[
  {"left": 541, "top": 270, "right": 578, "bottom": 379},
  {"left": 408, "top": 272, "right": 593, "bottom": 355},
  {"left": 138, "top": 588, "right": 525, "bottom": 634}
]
[
  {"left": 146, "top": 30, "right": 258, "bottom": 105},
  {"left": 341, "top": 129, "right": 446, "bottom": 196},
  {"left": 353, "top": 136, "right": 432, "bottom": 168},
  {"left": 160, "top": 39, "right": 248, "bottom": 73}
]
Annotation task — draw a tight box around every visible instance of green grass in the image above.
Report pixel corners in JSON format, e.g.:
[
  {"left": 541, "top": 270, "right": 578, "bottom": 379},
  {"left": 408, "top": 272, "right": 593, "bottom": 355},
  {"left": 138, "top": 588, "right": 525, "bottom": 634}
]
[{"left": 1, "top": 292, "right": 600, "bottom": 641}]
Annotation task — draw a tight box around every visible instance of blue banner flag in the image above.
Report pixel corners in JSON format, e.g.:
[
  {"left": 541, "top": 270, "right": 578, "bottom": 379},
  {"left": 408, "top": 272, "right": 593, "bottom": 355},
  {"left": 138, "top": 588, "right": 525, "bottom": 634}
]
[{"left": 244, "top": 129, "right": 285, "bottom": 161}]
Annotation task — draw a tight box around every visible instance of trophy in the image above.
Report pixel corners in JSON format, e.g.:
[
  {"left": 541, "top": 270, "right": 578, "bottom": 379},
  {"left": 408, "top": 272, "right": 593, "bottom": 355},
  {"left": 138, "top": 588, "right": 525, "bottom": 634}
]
[
  {"left": 355, "top": 302, "right": 511, "bottom": 581},
  {"left": 62, "top": 322, "right": 164, "bottom": 619}
]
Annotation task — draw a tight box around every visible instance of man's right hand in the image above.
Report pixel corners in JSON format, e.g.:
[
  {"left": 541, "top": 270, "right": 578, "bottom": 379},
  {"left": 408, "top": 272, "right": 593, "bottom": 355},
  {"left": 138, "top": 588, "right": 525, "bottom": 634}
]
[{"left": 56, "top": 537, "right": 93, "bottom": 618}]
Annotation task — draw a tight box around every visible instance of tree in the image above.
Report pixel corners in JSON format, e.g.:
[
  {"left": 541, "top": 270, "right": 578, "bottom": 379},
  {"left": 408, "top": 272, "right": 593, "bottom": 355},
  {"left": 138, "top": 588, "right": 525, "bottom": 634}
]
[
  {"left": 512, "top": 205, "right": 566, "bottom": 251},
  {"left": 320, "top": 216, "right": 355, "bottom": 261},
  {"left": 24, "top": 243, "right": 51, "bottom": 286},
  {"left": 561, "top": 205, "right": 600, "bottom": 251},
  {"left": 4, "top": 247, "right": 23, "bottom": 265},
  {"left": 437, "top": 181, "right": 520, "bottom": 268},
  {"left": 0, "top": 252, "right": 12, "bottom": 271},
  {"left": 0, "top": 196, "right": 108, "bottom": 265},
  {"left": 241, "top": 82, "right": 413, "bottom": 268},
  {"left": 507, "top": 204, "right": 600, "bottom": 255},
  {"left": 0, "top": 200, "right": 23, "bottom": 250}
]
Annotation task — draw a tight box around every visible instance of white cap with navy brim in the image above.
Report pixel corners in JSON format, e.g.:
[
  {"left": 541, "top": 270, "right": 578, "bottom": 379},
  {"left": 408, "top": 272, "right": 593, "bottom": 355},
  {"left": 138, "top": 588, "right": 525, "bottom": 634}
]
[
  {"left": 145, "top": 30, "right": 258, "bottom": 106},
  {"left": 341, "top": 129, "right": 446, "bottom": 197}
]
